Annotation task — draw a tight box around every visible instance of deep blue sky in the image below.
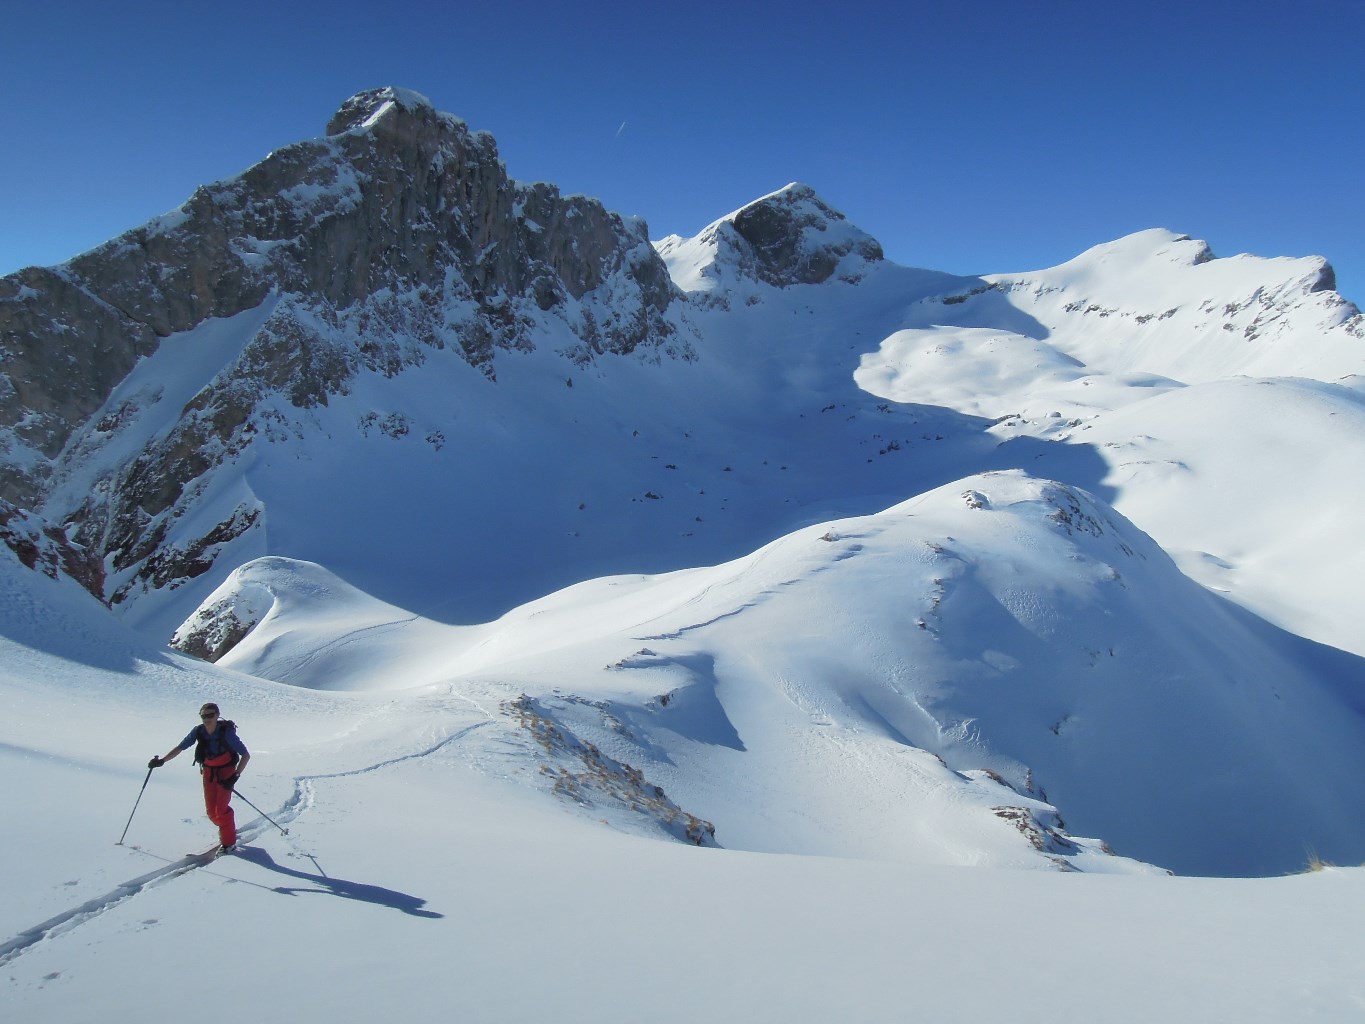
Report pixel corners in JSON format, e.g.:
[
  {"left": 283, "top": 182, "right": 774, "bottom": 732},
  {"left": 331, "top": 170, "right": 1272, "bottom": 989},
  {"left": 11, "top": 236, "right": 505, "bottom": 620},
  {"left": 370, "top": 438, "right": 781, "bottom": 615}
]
[{"left": 3, "top": 1, "right": 1363, "bottom": 302}]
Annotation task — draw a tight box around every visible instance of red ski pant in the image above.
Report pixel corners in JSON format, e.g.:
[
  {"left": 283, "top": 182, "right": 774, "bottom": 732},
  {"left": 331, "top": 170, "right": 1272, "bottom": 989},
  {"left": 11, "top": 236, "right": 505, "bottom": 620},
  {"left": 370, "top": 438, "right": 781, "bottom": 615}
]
[{"left": 201, "top": 755, "right": 237, "bottom": 846}]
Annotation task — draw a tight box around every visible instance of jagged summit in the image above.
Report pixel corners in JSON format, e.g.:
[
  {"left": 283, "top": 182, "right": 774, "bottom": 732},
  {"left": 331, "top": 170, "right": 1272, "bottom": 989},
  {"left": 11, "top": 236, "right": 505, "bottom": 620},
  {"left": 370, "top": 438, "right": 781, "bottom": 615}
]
[
  {"left": 325, "top": 86, "right": 441, "bottom": 136},
  {"left": 0, "top": 88, "right": 692, "bottom": 608},
  {"left": 730, "top": 183, "right": 885, "bottom": 285}
]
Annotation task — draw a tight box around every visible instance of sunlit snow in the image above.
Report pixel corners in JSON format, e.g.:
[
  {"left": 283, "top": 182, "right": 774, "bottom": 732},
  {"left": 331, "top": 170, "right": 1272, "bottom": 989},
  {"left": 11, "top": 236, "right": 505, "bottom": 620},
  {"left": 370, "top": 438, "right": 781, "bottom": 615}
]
[{"left": 4, "top": 101, "right": 1365, "bottom": 1021}]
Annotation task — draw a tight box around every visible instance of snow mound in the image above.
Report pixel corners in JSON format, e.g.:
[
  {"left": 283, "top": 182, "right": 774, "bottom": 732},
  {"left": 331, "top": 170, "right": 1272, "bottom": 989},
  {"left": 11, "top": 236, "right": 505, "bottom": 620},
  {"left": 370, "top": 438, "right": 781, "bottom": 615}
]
[
  {"left": 1017, "top": 228, "right": 1331, "bottom": 308},
  {"left": 981, "top": 228, "right": 1362, "bottom": 383},
  {"left": 206, "top": 471, "right": 1365, "bottom": 876},
  {"left": 171, "top": 557, "right": 432, "bottom": 688},
  {"left": 585, "top": 470, "right": 1365, "bottom": 876},
  {"left": 1047, "top": 375, "right": 1365, "bottom": 656},
  {"left": 854, "top": 325, "right": 1182, "bottom": 419},
  {"left": 857, "top": 228, "right": 1362, "bottom": 424}
]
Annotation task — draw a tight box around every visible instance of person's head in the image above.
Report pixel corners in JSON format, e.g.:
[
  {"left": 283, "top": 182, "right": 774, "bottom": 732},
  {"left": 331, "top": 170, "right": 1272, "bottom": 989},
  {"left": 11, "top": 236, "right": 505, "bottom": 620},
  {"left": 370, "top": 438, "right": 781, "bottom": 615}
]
[{"left": 199, "top": 703, "right": 220, "bottom": 723}]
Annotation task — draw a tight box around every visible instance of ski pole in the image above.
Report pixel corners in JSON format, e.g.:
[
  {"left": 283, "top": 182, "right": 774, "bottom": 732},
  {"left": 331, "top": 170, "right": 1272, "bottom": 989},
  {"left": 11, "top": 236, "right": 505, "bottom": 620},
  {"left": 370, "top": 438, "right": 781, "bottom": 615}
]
[
  {"left": 117, "top": 765, "right": 154, "bottom": 845},
  {"left": 232, "top": 787, "right": 290, "bottom": 835}
]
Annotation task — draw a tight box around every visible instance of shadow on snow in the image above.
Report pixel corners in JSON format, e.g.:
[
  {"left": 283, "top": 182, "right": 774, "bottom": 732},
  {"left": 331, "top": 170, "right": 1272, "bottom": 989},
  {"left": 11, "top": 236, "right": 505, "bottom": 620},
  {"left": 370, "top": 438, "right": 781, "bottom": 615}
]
[{"left": 235, "top": 846, "right": 442, "bottom": 919}]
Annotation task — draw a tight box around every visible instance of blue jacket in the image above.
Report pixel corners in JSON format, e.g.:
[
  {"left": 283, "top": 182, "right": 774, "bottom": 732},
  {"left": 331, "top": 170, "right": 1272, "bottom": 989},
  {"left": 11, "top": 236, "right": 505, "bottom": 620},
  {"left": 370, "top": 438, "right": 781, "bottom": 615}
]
[{"left": 178, "top": 723, "right": 249, "bottom": 760}]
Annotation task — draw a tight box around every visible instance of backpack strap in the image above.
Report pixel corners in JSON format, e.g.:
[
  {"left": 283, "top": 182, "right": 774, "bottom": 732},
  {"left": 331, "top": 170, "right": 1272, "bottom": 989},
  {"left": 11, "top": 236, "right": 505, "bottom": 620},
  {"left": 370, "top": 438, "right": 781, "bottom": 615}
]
[
  {"left": 217, "top": 721, "right": 240, "bottom": 767},
  {"left": 193, "top": 720, "right": 239, "bottom": 766}
]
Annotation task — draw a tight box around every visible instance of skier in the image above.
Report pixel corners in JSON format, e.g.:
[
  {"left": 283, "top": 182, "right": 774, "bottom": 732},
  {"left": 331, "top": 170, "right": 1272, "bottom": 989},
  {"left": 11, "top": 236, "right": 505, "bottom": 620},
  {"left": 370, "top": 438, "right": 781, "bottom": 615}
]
[{"left": 149, "top": 703, "right": 251, "bottom": 852}]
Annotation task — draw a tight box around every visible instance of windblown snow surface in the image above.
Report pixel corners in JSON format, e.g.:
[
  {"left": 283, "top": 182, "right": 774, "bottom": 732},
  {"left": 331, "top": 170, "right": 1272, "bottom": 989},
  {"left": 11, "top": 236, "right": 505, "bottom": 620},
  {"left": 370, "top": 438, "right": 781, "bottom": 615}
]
[{"left": 5, "top": 198, "right": 1365, "bottom": 1021}]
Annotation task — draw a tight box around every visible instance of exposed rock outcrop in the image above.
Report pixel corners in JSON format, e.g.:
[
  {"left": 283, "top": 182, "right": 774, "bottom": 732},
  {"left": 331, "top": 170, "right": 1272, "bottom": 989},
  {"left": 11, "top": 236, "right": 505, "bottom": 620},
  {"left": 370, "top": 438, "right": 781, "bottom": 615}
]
[
  {"left": 0, "top": 87, "right": 694, "bottom": 605},
  {"left": 730, "top": 183, "right": 885, "bottom": 287},
  {"left": 170, "top": 566, "right": 271, "bottom": 662},
  {"left": 0, "top": 87, "right": 687, "bottom": 508},
  {"left": 653, "top": 182, "right": 886, "bottom": 304},
  {"left": 0, "top": 499, "right": 105, "bottom": 600},
  {"left": 510, "top": 694, "right": 718, "bottom": 847}
]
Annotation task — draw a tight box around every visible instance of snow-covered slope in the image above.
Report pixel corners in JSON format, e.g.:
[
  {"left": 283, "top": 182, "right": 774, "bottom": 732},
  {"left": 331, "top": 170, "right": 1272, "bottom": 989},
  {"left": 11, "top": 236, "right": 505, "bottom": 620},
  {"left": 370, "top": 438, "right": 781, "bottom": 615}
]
[
  {"left": 1042, "top": 376, "right": 1365, "bottom": 655},
  {"left": 881, "top": 228, "right": 1361, "bottom": 391},
  {"left": 178, "top": 471, "right": 1365, "bottom": 878},
  {"left": 3, "top": 86, "right": 1365, "bottom": 1022},
  {"left": 853, "top": 229, "right": 1365, "bottom": 653},
  {"left": 5, "top": 482, "right": 1365, "bottom": 1021},
  {"left": 858, "top": 229, "right": 1362, "bottom": 420},
  {"left": 6, "top": 130, "right": 1360, "bottom": 658}
]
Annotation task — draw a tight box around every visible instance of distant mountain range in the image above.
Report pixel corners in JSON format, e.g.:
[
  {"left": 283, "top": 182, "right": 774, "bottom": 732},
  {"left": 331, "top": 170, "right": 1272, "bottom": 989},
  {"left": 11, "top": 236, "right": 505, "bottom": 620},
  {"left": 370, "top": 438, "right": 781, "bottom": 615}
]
[{"left": 3, "top": 86, "right": 1363, "bottom": 876}]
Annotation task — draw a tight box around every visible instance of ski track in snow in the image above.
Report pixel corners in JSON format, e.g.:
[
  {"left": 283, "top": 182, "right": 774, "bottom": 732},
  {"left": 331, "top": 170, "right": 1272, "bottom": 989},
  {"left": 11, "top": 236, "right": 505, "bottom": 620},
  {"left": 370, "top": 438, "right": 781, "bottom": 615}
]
[
  {"left": 0, "top": 716, "right": 493, "bottom": 967},
  {"left": 635, "top": 534, "right": 874, "bottom": 642},
  {"left": 249, "top": 615, "right": 422, "bottom": 684}
]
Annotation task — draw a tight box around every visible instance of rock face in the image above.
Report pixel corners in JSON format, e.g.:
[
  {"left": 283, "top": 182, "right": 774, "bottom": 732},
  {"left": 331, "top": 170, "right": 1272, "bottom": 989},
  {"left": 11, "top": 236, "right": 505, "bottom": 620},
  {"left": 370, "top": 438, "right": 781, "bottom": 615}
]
[
  {"left": 0, "top": 499, "right": 105, "bottom": 599},
  {"left": 729, "top": 183, "right": 884, "bottom": 287},
  {"left": 0, "top": 87, "right": 692, "bottom": 607},
  {"left": 170, "top": 568, "right": 271, "bottom": 662},
  {"left": 0, "top": 88, "right": 682, "bottom": 503},
  {"left": 652, "top": 183, "right": 886, "bottom": 304}
]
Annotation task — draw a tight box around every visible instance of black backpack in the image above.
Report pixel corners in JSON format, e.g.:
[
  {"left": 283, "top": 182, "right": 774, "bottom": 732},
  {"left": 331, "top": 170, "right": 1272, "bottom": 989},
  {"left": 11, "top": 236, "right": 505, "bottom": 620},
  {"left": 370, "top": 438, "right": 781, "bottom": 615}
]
[{"left": 193, "top": 720, "right": 240, "bottom": 767}]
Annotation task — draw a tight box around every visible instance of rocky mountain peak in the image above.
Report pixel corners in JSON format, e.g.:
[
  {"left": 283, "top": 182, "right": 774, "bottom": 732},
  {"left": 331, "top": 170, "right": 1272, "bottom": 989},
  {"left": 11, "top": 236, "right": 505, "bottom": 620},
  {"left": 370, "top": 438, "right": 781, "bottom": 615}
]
[
  {"left": 0, "top": 89, "right": 687, "bottom": 450},
  {"left": 726, "top": 183, "right": 884, "bottom": 287},
  {"left": 325, "top": 86, "right": 440, "bottom": 137},
  {"left": 654, "top": 183, "right": 885, "bottom": 299},
  {"left": 0, "top": 89, "right": 694, "bottom": 607}
]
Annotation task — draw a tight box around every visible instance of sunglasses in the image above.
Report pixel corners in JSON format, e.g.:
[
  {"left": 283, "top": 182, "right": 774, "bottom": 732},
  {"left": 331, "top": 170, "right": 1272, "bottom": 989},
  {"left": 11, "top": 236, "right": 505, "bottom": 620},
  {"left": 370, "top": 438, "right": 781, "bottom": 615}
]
[{"left": 201, "top": 712, "right": 218, "bottom": 719}]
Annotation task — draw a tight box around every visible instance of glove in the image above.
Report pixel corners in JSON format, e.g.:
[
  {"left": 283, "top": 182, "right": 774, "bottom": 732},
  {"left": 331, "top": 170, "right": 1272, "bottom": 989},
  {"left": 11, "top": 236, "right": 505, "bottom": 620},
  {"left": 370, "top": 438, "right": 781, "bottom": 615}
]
[
  {"left": 220, "top": 772, "right": 239, "bottom": 791},
  {"left": 148, "top": 756, "right": 164, "bottom": 769}
]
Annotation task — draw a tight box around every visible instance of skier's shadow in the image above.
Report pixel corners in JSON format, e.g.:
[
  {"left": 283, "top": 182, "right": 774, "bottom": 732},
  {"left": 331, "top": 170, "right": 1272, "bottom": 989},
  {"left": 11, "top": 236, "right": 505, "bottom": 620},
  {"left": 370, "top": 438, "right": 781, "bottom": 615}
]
[{"left": 235, "top": 846, "right": 442, "bottom": 919}]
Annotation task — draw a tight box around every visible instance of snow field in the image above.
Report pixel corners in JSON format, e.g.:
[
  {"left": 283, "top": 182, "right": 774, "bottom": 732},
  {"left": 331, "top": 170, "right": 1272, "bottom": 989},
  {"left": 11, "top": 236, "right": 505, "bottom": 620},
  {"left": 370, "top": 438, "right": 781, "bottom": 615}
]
[{"left": 6, "top": 689, "right": 1365, "bottom": 1023}]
